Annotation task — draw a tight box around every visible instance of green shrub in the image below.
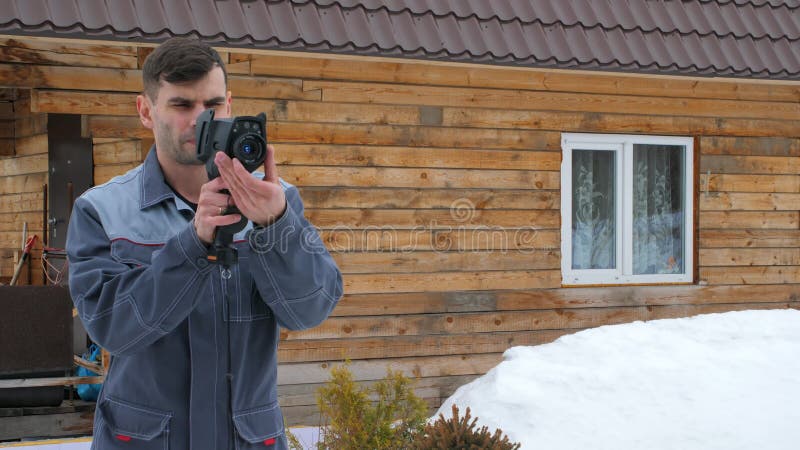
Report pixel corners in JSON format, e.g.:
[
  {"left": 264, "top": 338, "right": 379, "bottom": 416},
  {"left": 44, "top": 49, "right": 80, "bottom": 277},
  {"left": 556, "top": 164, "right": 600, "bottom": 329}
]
[
  {"left": 315, "top": 363, "right": 428, "bottom": 449},
  {"left": 409, "top": 404, "right": 521, "bottom": 450}
]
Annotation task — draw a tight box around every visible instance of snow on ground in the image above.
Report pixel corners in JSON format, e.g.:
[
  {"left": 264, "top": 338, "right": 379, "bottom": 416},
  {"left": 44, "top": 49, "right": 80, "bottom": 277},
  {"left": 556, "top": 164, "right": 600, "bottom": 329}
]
[
  {"left": 6, "top": 309, "right": 798, "bottom": 449},
  {"left": 438, "top": 309, "right": 800, "bottom": 450}
]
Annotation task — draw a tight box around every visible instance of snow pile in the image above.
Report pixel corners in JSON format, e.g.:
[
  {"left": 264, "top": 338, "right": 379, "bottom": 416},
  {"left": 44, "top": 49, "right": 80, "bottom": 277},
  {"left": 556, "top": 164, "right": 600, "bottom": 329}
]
[{"left": 438, "top": 309, "right": 800, "bottom": 450}]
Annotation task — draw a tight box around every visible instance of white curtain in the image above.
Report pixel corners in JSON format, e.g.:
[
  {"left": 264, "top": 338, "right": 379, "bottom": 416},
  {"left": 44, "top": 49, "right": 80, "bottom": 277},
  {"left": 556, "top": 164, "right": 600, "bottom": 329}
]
[
  {"left": 632, "top": 144, "right": 685, "bottom": 274},
  {"left": 572, "top": 150, "right": 615, "bottom": 270}
]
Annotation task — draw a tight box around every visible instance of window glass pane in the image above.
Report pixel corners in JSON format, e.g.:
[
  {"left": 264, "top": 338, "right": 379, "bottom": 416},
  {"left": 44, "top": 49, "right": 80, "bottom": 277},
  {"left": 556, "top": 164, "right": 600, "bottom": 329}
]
[
  {"left": 632, "top": 144, "right": 685, "bottom": 274},
  {"left": 572, "top": 150, "right": 616, "bottom": 270}
]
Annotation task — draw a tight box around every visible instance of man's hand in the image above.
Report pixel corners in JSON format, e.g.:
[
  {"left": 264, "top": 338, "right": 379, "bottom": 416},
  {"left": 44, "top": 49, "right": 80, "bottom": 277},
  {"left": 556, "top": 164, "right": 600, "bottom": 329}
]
[
  {"left": 195, "top": 177, "right": 242, "bottom": 245},
  {"left": 214, "top": 144, "right": 287, "bottom": 227}
]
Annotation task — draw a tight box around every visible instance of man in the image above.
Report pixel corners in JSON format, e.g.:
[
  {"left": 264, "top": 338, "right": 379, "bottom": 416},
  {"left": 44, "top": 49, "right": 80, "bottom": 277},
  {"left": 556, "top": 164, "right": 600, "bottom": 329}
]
[{"left": 67, "top": 37, "right": 342, "bottom": 449}]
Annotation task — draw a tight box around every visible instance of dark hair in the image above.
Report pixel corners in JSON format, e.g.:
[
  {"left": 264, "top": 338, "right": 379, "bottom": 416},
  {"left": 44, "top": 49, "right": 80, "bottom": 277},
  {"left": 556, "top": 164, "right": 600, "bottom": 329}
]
[{"left": 142, "top": 37, "right": 227, "bottom": 100}]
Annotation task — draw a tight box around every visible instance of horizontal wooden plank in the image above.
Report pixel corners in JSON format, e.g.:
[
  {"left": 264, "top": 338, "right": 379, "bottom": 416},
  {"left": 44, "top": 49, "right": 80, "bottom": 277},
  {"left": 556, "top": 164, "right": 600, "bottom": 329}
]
[
  {"left": 329, "top": 284, "right": 800, "bottom": 317},
  {"left": 0, "top": 218, "right": 43, "bottom": 235},
  {"left": 495, "top": 285, "right": 800, "bottom": 312},
  {"left": 699, "top": 136, "right": 800, "bottom": 157},
  {"left": 93, "top": 139, "right": 141, "bottom": 165},
  {"left": 0, "top": 62, "right": 317, "bottom": 100},
  {"left": 14, "top": 115, "right": 47, "bottom": 138},
  {"left": 0, "top": 192, "right": 44, "bottom": 212},
  {"left": 441, "top": 107, "right": 800, "bottom": 137},
  {"left": 285, "top": 309, "right": 599, "bottom": 340},
  {"left": 0, "top": 153, "right": 47, "bottom": 177},
  {"left": 0, "top": 400, "right": 96, "bottom": 418},
  {"left": 343, "top": 270, "right": 561, "bottom": 295},
  {"left": 700, "top": 193, "right": 800, "bottom": 211},
  {"left": 283, "top": 166, "right": 559, "bottom": 189},
  {"left": 699, "top": 248, "right": 800, "bottom": 266},
  {"left": 321, "top": 228, "right": 559, "bottom": 253},
  {"left": 701, "top": 155, "right": 800, "bottom": 175},
  {"left": 699, "top": 211, "right": 799, "bottom": 229},
  {"left": 299, "top": 188, "right": 559, "bottom": 210},
  {"left": 307, "top": 80, "right": 800, "bottom": 121},
  {"left": 0, "top": 210, "right": 44, "bottom": 227},
  {"left": 235, "top": 97, "right": 424, "bottom": 125},
  {"left": 0, "top": 38, "right": 138, "bottom": 68},
  {"left": 34, "top": 90, "right": 335, "bottom": 117},
  {"left": 699, "top": 230, "right": 800, "bottom": 248},
  {"left": 703, "top": 174, "right": 800, "bottom": 193},
  {"left": 0, "top": 62, "right": 141, "bottom": 91},
  {"left": 277, "top": 143, "right": 561, "bottom": 171},
  {"left": 250, "top": 53, "right": 800, "bottom": 103},
  {"left": 0, "top": 410, "right": 94, "bottom": 441},
  {"left": 230, "top": 76, "right": 323, "bottom": 101},
  {"left": 0, "top": 376, "right": 104, "bottom": 389},
  {"left": 700, "top": 266, "right": 800, "bottom": 284},
  {"left": 0, "top": 172, "right": 47, "bottom": 194},
  {"left": 93, "top": 137, "right": 131, "bottom": 144},
  {"left": 32, "top": 89, "right": 136, "bottom": 115},
  {"left": 270, "top": 122, "right": 565, "bottom": 150},
  {"left": 227, "top": 52, "right": 251, "bottom": 75},
  {"left": 87, "top": 116, "right": 565, "bottom": 150},
  {"left": 277, "top": 353, "right": 503, "bottom": 385},
  {"left": 286, "top": 301, "right": 795, "bottom": 342},
  {"left": 278, "top": 330, "right": 571, "bottom": 363},
  {"left": 14, "top": 134, "right": 48, "bottom": 156},
  {"left": 306, "top": 209, "right": 561, "bottom": 229},
  {"left": 94, "top": 163, "right": 138, "bottom": 185},
  {"left": 332, "top": 250, "right": 559, "bottom": 274}
]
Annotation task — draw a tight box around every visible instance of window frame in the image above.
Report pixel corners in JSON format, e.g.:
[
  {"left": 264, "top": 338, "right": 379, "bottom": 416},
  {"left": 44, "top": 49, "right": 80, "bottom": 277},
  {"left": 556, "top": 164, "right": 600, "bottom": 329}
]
[{"left": 560, "top": 133, "right": 694, "bottom": 286}]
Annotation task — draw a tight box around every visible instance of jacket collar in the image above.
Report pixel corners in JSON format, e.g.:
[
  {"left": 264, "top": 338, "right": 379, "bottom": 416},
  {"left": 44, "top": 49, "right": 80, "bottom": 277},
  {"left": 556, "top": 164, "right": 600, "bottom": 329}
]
[{"left": 139, "top": 145, "right": 179, "bottom": 210}]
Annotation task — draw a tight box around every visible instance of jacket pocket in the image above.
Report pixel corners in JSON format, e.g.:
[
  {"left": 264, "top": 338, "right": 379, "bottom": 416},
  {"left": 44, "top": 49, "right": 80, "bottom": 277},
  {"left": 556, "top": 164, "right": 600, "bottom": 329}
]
[
  {"left": 232, "top": 402, "right": 285, "bottom": 449},
  {"left": 95, "top": 396, "right": 172, "bottom": 449},
  {"left": 110, "top": 239, "right": 162, "bottom": 267}
]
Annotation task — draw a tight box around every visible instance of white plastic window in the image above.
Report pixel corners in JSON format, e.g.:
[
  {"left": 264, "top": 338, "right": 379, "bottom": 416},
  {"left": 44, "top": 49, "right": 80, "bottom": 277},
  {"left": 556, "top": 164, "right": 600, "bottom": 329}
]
[{"left": 561, "top": 133, "right": 694, "bottom": 285}]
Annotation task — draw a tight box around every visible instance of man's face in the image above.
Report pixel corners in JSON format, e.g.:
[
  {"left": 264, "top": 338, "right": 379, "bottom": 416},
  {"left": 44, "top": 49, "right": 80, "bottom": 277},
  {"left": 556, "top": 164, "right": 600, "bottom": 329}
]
[{"left": 138, "top": 66, "right": 231, "bottom": 166}]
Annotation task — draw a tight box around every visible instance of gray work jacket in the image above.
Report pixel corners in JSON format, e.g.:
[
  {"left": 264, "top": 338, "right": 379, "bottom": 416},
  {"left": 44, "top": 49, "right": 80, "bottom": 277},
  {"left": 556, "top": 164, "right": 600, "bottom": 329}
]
[{"left": 66, "top": 148, "right": 342, "bottom": 449}]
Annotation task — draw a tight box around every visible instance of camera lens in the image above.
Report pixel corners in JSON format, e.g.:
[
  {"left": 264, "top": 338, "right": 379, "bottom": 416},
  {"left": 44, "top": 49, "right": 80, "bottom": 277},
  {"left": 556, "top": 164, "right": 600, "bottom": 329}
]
[{"left": 232, "top": 133, "right": 266, "bottom": 169}]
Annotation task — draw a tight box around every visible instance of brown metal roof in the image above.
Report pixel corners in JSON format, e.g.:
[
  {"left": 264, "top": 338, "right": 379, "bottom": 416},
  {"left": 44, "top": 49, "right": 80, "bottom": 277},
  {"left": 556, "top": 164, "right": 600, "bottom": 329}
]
[{"left": 1, "top": 0, "right": 798, "bottom": 79}]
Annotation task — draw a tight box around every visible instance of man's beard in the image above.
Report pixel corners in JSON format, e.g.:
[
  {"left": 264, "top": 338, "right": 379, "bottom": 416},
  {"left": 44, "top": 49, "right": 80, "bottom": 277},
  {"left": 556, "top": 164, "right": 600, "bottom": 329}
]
[{"left": 158, "top": 126, "right": 203, "bottom": 166}]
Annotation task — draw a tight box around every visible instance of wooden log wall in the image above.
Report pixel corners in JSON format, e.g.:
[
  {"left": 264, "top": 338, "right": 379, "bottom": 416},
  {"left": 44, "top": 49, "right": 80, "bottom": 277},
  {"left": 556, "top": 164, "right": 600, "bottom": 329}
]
[
  {"left": 1, "top": 37, "right": 799, "bottom": 425},
  {"left": 0, "top": 87, "right": 47, "bottom": 285}
]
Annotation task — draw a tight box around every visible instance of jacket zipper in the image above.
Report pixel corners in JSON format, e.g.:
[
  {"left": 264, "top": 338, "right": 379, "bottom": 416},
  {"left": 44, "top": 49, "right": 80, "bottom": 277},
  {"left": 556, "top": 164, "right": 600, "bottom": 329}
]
[{"left": 221, "top": 266, "right": 235, "bottom": 450}]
